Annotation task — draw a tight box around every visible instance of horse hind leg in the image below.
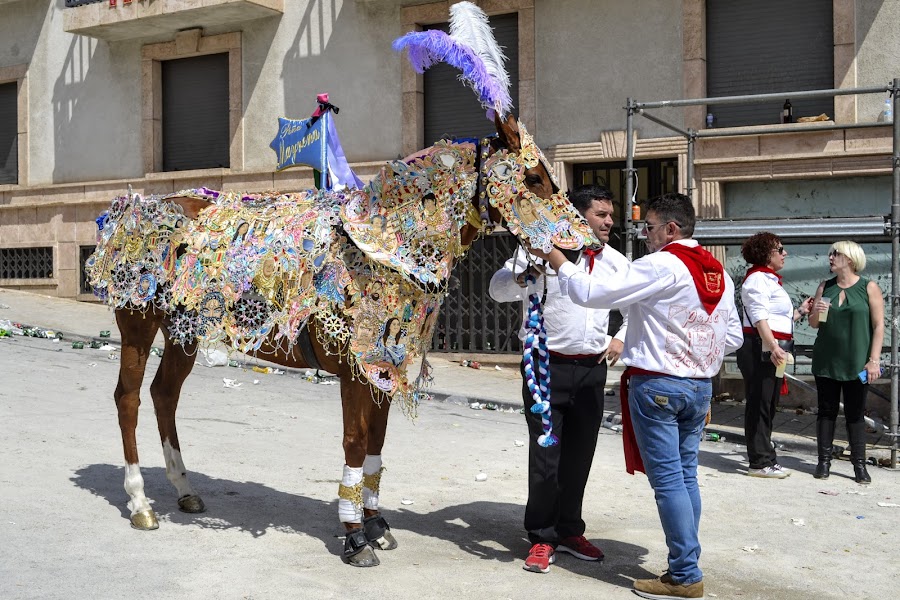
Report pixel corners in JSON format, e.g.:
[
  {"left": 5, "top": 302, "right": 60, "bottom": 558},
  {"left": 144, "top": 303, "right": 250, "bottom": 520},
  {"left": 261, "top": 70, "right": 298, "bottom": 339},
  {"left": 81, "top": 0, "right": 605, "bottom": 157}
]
[
  {"left": 114, "top": 308, "right": 164, "bottom": 530},
  {"left": 149, "top": 330, "right": 204, "bottom": 515}
]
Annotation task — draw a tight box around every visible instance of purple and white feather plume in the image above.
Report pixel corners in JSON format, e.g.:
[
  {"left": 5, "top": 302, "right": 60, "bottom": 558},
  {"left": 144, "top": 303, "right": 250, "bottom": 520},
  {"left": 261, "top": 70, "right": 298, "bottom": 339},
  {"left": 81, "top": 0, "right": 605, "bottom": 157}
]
[{"left": 392, "top": 1, "right": 513, "bottom": 119}]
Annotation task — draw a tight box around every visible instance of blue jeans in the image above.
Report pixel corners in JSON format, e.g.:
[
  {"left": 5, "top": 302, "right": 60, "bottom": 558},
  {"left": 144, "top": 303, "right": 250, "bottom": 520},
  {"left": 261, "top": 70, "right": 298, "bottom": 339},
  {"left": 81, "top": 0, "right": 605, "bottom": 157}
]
[{"left": 629, "top": 374, "right": 711, "bottom": 585}]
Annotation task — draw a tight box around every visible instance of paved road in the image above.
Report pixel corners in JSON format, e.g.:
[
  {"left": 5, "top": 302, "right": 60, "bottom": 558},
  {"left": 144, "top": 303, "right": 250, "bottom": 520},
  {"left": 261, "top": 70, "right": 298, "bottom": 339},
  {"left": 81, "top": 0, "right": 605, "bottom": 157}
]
[{"left": 1, "top": 331, "right": 898, "bottom": 600}]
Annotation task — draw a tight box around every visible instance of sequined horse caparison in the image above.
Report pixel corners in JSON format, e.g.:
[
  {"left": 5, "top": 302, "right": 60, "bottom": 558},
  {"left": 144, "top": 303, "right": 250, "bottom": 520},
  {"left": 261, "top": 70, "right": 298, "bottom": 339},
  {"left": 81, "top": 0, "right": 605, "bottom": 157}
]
[{"left": 86, "top": 114, "right": 597, "bottom": 567}]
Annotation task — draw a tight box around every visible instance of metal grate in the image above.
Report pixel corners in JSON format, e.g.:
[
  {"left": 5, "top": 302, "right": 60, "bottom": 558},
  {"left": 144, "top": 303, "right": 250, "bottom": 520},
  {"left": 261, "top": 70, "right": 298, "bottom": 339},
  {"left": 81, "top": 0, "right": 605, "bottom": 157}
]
[
  {"left": 65, "top": 0, "right": 104, "bottom": 7},
  {"left": 0, "top": 247, "right": 53, "bottom": 279},
  {"left": 80, "top": 245, "right": 96, "bottom": 294},
  {"left": 432, "top": 233, "right": 523, "bottom": 354}
]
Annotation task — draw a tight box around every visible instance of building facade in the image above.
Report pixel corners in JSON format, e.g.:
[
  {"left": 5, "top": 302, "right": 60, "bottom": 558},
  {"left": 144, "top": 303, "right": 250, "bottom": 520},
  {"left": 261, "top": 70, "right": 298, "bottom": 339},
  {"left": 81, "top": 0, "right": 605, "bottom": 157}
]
[{"left": 0, "top": 0, "right": 898, "bottom": 350}]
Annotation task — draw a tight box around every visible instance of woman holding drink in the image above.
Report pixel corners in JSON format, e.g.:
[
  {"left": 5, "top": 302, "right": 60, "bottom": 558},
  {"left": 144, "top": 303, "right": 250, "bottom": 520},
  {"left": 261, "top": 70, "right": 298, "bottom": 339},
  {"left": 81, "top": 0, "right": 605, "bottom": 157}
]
[
  {"left": 737, "top": 232, "right": 813, "bottom": 478},
  {"left": 809, "top": 241, "right": 884, "bottom": 483}
]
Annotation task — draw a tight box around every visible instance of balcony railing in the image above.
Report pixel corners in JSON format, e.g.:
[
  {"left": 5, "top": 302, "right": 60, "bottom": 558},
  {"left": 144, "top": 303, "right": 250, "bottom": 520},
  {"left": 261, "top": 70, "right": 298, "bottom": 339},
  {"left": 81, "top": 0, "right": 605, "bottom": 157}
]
[
  {"left": 65, "top": 1, "right": 104, "bottom": 8},
  {"left": 64, "top": 0, "right": 284, "bottom": 42}
]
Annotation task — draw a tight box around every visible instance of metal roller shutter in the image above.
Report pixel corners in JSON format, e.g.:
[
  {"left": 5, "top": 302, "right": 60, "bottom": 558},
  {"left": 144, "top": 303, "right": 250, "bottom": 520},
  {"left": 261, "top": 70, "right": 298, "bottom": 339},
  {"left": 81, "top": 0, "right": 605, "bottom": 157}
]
[
  {"left": 0, "top": 82, "right": 17, "bottom": 185},
  {"left": 424, "top": 13, "right": 519, "bottom": 145},
  {"left": 162, "top": 53, "right": 230, "bottom": 171},
  {"left": 706, "top": 0, "right": 833, "bottom": 128}
]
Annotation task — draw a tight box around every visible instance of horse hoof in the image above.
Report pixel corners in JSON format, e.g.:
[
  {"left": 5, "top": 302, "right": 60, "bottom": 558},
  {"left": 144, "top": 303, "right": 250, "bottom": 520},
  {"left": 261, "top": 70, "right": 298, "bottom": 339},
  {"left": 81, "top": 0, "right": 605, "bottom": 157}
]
[
  {"left": 363, "top": 514, "right": 398, "bottom": 550},
  {"left": 343, "top": 527, "right": 380, "bottom": 566},
  {"left": 130, "top": 509, "right": 159, "bottom": 530},
  {"left": 370, "top": 530, "right": 398, "bottom": 551},
  {"left": 178, "top": 495, "right": 206, "bottom": 513},
  {"left": 346, "top": 545, "right": 380, "bottom": 567}
]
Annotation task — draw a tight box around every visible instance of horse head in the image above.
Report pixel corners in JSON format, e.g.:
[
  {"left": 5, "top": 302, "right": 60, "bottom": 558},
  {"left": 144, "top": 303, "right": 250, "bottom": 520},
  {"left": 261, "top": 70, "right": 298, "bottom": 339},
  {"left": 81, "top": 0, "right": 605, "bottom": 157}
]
[{"left": 459, "top": 113, "right": 598, "bottom": 260}]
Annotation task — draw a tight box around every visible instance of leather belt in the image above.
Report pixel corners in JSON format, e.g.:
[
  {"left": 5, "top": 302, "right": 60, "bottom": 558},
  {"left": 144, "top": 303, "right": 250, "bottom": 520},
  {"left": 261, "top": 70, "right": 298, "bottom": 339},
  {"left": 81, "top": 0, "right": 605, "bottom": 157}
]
[{"left": 548, "top": 351, "right": 602, "bottom": 366}]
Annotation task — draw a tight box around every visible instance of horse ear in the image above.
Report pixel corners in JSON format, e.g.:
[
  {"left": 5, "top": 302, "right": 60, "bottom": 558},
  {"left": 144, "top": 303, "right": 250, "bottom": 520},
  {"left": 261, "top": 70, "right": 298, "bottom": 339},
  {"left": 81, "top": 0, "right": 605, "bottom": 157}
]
[{"left": 494, "top": 112, "right": 521, "bottom": 152}]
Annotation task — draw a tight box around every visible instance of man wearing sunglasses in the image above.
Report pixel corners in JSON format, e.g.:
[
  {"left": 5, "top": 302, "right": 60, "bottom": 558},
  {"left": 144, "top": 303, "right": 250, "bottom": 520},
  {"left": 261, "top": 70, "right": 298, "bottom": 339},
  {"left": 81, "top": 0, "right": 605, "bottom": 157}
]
[{"left": 529, "top": 192, "right": 743, "bottom": 600}]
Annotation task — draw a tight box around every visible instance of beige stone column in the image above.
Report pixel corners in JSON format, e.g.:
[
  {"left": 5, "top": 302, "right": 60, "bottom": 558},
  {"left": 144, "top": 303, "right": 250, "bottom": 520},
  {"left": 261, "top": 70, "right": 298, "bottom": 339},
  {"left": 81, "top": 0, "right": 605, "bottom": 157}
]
[
  {"left": 833, "top": 0, "right": 857, "bottom": 124},
  {"left": 682, "top": 0, "right": 706, "bottom": 131}
]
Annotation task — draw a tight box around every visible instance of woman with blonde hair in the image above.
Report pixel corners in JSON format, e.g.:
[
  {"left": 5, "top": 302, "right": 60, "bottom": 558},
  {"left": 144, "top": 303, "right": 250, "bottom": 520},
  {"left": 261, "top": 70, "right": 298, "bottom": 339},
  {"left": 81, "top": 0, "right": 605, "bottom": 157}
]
[{"left": 809, "top": 241, "right": 884, "bottom": 483}]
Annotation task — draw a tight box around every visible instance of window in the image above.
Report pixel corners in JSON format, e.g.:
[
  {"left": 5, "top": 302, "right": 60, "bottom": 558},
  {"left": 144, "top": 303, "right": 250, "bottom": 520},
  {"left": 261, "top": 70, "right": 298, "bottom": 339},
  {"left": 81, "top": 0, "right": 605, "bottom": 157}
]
[
  {"left": 80, "top": 245, "right": 95, "bottom": 294},
  {"left": 423, "top": 13, "right": 519, "bottom": 145},
  {"left": 0, "top": 247, "right": 53, "bottom": 279},
  {"left": 161, "top": 53, "right": 229, "bottom": 171},
  {"left": 0, "top": 81, "right": 16, "bottom": 185},
  {"left": 706, "top": 0, "right": 834, "bottom": 127}
]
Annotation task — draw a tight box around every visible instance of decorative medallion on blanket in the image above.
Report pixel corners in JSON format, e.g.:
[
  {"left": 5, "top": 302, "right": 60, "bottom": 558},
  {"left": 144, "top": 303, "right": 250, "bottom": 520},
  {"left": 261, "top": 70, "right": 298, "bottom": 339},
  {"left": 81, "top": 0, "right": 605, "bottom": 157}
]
[{"left": 341, "top": 140, "right": 477, "bottom": 287}]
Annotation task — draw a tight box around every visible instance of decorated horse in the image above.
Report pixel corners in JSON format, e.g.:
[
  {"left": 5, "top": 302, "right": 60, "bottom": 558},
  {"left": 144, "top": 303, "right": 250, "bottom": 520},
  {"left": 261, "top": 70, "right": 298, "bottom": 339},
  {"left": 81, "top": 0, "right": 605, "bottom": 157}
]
[{"left": 85, "top": 3, "right": 598, "bottom": 567}]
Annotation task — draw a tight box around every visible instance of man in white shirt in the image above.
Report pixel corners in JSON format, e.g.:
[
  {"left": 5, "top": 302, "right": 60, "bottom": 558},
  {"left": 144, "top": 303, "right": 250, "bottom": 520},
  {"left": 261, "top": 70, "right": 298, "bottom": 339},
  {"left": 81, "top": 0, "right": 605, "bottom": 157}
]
[
  {"left": 530, "top": 193, "right": 743, "bottom": 599},
  {"left": 489, "top": 185, "right": 628, "bottom": 574}
]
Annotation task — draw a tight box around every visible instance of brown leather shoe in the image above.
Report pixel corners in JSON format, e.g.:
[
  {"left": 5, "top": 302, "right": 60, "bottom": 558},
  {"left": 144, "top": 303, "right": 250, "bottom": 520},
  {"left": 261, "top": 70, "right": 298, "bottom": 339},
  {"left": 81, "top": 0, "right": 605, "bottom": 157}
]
[{"left": 633, "top": 573, "right": 704, "bottom": 599}]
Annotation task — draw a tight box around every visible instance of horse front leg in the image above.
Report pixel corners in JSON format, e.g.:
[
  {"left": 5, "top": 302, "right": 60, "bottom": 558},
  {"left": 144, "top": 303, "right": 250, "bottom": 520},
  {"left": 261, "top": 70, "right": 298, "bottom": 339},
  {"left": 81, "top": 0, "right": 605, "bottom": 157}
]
[
  {"left": 338, "top": 377, "right": 381, "bottom": 567},
  {"left": 149, "top": 333, "right": 204, "bottom": 515},
  {"left": 361, "top": 399, "right": 397, "bottom": 551},
  {"left": 114, "top": 308, "right": 163, "bottom": 530}
]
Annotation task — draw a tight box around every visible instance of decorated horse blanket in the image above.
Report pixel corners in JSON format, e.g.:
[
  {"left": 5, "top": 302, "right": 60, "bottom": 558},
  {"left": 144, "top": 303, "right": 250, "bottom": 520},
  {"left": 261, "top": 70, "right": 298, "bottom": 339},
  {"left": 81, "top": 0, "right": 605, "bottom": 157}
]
[{"left": 86, "top": 140, "right": 481, "bottom": 414}]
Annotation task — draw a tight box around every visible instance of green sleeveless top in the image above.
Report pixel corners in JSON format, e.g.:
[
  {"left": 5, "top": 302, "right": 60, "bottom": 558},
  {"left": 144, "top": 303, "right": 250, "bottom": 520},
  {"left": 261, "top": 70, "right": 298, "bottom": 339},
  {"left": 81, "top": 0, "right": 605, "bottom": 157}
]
[{"left": 811, "top": 277, "right": 873, "bottom": 381}]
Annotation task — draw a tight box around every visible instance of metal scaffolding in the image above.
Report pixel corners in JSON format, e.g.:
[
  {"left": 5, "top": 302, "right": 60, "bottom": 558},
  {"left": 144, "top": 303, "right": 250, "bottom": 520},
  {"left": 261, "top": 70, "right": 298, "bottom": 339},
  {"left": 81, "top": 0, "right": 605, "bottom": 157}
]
[{"left": 623, "top": 80, "right": 900, "bottom": 469}]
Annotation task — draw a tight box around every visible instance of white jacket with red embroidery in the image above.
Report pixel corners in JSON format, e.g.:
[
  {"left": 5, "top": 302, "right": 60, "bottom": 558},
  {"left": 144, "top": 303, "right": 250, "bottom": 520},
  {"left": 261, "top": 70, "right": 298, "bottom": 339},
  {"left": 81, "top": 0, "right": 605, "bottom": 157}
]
[{"left": 556, "top": 239, "right": 743, "bottom": 378}]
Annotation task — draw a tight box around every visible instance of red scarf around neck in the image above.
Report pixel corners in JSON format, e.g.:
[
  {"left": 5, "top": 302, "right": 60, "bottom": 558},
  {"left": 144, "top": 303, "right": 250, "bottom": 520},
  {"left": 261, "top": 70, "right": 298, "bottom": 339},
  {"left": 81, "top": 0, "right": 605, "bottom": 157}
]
[
  {"left": 743, "top": 265, "right": 782, "bottom": 286},
  {"left": 582, "top": 246, "right": 604, "bottom": 273},
  {"left": 661, "top": 242, "right": 726, "bottom": 315}
]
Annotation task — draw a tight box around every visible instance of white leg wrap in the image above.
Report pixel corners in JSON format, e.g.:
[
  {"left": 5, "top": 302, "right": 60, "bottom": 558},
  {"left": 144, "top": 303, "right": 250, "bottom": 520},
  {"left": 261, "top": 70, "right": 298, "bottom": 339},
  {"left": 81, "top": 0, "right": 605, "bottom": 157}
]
[
  {"left": 338, "top": 465, "right": 364, "bottom": 524},
  {"left": 362, "top": 455, "right": 383, "bottom": 511},
  {"left": 124, "top": 463, "right": 152, "bottom": 516},
  {"left": 163, "top": 440, "right": 197, "bottom": 499}
]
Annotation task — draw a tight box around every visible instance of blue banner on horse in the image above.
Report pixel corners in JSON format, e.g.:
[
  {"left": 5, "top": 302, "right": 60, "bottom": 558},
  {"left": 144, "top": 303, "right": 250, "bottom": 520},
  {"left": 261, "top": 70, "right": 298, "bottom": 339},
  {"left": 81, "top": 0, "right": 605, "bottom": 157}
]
[
  {"left": 270, "top": 107, "right": 363, "bottom": 191},
  {"left": 271, "top": 116, "right": 328, "bottom": 174}
]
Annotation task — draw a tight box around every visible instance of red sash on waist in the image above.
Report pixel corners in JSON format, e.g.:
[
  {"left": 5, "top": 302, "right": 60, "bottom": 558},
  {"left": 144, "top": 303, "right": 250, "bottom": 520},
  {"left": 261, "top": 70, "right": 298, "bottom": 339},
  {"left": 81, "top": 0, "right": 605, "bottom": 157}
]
[
  {"left": 619, "top": 366, "right": 716, "bottom": 475},
  {"left": 662, "top": 242, "right": 725, "bottom": 315},
  {"left": 619, "top": 367, "right": 646, "bottom": 475},
  {"left": 742, "top": 327, "right": 792, "bottom": 341}
]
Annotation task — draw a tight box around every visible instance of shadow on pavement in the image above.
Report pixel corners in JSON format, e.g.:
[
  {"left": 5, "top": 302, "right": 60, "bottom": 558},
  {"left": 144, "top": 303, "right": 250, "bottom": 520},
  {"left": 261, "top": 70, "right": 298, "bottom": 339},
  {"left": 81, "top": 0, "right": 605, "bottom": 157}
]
[
  {"left": 71, "top": 464, "right": 344, "bottom": 556},
  {"left": 391, "top": 500, "right": 654, "bottom": 590},
  {"left": 71, "top": 465, "right": 656, "bottom": 589}
]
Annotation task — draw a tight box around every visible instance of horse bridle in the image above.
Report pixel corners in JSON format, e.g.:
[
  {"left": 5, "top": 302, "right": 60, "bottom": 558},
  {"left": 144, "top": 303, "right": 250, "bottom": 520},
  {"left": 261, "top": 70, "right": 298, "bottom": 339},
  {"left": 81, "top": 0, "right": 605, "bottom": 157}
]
[
  {"left": 473, "top": 136, "right": 500, "bottom": 236},
  {"left": 468, "top": 134, "right": 572, "bottom": 275}
]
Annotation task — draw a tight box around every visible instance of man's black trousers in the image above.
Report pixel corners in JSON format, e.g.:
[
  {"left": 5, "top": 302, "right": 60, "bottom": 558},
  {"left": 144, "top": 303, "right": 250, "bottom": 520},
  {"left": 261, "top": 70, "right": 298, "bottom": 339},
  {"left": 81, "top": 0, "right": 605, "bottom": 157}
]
[{"left": 521, "top": 354, "right": 607, "bottom": 545}]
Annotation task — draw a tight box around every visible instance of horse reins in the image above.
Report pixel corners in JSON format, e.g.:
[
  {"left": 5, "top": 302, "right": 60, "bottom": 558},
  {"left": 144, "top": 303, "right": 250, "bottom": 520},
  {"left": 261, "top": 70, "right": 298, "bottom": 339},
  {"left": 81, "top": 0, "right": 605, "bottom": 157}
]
[{"left": 475, "top": 136, "right": 499, "bottom": 236}]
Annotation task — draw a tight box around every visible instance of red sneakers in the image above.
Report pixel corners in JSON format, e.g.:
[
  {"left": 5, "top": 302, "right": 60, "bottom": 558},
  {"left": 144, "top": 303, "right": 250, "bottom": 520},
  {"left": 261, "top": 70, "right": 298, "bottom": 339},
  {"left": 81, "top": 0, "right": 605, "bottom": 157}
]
[
  {"left": 557, "top": 535, "right": 604, "bottom": 561},
  {"left": 523, "top": 543, "right": 556, "bottom": 573}
]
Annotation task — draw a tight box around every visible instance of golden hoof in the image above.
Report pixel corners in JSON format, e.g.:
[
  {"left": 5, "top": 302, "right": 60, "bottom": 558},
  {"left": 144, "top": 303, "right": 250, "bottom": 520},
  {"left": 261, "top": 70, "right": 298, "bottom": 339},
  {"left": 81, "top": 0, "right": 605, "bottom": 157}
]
[
  {"left": 178, "top": 495, "right": 206, "bottom": 514},
  {"left": 130, "top": 509, "right": 159, "bottom": 530}
]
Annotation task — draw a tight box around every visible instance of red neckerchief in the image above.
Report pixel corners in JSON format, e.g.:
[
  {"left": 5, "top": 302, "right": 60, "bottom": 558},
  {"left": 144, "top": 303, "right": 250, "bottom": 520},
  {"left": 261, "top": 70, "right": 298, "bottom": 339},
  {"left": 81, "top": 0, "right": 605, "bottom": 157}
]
[
  {"left": 583, "top": 246, "right": 604, "bottom": 273},
  {"left": 743, "top": 265, "right": 782, "bottom": 286},
  {"left": 661, "top": 242, "right": 725, "bottom": 315}
]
